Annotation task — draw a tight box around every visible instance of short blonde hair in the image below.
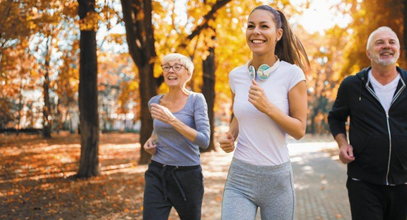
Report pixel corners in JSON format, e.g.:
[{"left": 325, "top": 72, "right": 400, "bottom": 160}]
[{"left": 162, "top": 53, "right": 194, "bottom": 74}]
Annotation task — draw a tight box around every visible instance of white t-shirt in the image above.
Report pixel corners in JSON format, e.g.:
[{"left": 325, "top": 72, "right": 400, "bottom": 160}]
[
  {"left": 368, "top": 70, "right": 400, "bottom": 113},
  {"left": 229, "top": 60, "right": 305, "bottom": 165}
]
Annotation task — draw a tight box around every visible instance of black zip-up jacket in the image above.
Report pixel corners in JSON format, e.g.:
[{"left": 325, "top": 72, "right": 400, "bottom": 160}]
[{"left": 328, "top": 66, "right": 407, "bottom": 185}]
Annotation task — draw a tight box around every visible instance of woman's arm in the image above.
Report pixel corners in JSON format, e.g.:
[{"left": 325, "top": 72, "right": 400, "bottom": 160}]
[
  {"left": 219, "top": 116, "right": 238, "bottom": 153},
  {"left": 249, "top": 80, "right": 307, "bottom": 139},
  {"left": 149, "top": 94, "right": 210, "bottom": 148},
  {"left": 219, "top": 93, "right": 239, "bottom": 153},
  {"left": 150, "top": 103, "right": 198, "bottom": 142},
  {"left": 169, "top": 118, "right": 199, "bottom": 142},
  {"left": 191, "top": 94, "right": 210, "bottom": 149},
  {"left": 170, "top": 95, "right": 210, "bottom": 149}
]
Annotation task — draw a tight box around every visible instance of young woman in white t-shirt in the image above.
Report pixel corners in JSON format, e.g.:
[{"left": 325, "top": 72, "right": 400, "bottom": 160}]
[{"left": 219, "top": 5, "right": 309, "bottom": 220}]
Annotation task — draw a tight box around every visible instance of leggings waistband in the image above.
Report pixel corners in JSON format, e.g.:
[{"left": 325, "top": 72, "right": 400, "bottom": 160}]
[{"left": 231, "top": 158, "right": 292, "bottom": 174}]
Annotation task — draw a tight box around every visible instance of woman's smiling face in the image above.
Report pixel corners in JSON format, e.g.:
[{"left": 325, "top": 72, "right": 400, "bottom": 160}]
[
  {"left": 246, "top": 9, "right": 282, "bottom": 57},
  {"left": 162, "top": 60, "right": 190, "bottom": 88}
]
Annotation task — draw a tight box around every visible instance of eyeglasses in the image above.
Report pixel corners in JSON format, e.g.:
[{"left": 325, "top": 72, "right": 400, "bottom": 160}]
[{"left": 161, "top": 64, "right": 185, "bottom": 72}]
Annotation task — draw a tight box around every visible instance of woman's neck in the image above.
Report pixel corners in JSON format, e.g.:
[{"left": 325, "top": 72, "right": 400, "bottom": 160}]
[
  {"left": 166, "top": 87, "right": 190, "bottom": 100},
  {"left": 251, "top": 53, "right": 278, "bottom": 69}
]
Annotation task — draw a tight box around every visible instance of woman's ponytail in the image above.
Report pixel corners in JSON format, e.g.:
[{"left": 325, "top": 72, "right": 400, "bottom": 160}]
[{"left": 275, "top": 10, "right": 309, "bottom": 71}]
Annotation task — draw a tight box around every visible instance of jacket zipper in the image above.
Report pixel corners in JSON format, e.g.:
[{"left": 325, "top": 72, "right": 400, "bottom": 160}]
[
  {"left": 365, "top": 77, "right": 406, "bottom": 185},
  {"left": 385, "top": 113, "right": 391, "bottom": 185}
]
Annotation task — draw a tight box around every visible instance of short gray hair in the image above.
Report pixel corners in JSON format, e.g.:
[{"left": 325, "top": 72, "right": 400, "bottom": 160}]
[
  {"left": 366, "top": 26, "right": 399, "bottom": 50},
  {"left": 162, "top": 53, "right": 194, "bottom": 74}
]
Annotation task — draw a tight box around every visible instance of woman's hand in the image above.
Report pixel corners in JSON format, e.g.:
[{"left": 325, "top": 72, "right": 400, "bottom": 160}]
[
  {"left": 248, "top": 80, "right": 271, "bottom": 114},
  {"left": 143, "top": 138, "right": 157, "bottom": 155},
  {"left": 150, "top": 103, "right": 176, "bottom": 124},
  {"left": 219, "top": 132, "right": 235, "bottom": 153}
]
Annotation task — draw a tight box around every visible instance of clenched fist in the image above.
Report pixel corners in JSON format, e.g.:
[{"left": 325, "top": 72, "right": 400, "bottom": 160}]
[
  {"left": 150, "top": 103, "right": 176, "bottom": 124},
  {"left": 219, "top": 132, "right": 235, "bottom": 153},
  {"left": 248, "top": 80, "right": 271, "bottom": 114},
  {"left": 144, "top": 138, "right": 157, "bottom": 155}
]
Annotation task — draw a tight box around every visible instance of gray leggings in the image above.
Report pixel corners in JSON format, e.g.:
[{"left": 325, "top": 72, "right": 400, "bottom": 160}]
[{"left": 221, "top": 158, "right": 295, "bottom": 220}]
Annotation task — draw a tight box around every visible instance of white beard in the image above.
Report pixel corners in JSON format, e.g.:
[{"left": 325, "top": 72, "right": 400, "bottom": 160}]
[{"left": 371, "top": 51, "right": 400, "bottom": 66}]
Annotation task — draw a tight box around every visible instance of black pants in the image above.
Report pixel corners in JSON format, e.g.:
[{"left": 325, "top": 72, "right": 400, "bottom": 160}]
[
  {"left": 347, "top": 178, "right": 407, "bottom": 220},
  {"left": 143, "top": 160, "right": 204, "bottom": 220}
]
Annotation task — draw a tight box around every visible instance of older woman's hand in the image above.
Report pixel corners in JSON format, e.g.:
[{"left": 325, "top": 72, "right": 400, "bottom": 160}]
[
  {"left": 150, "top": 103, "right": 176, "bottom": 124},
  {"left": 143, "top": 137, "right": 157, "bottom": 155}
]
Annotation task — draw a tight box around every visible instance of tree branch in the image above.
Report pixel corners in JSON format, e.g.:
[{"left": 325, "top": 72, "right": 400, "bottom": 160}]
[{"left": 186, "top": 0, "right": 231, "bottom": 40}]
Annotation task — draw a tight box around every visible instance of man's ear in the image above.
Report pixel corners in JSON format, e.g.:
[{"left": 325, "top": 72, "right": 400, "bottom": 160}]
[{"left": 366, "top": 50, "right": 371, "bottom": 59}]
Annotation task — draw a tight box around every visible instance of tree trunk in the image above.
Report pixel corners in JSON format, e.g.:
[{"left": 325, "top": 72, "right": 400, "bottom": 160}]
[
  {"left": 120, "top": 0, "right": 157, "bottom": 164},
  {"left": 42, "top": 36, "right": 52, "bottom": 138},
  {"left": 201, "top": 46, "right": 216, "bottom": 151},
  {"left": 16, "top": 78, "right": 23, "bottom": 136},
  {"left": 76, "top": 0, "right": 100, "bottom": 178},
  {"left": 308, "top": 70, "right": 321, "bottom": 134}
]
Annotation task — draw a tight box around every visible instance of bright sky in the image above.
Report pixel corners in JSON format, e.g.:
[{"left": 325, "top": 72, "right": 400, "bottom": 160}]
[{"left": 288, "top": 0, "right": 352, "bottom": 33}]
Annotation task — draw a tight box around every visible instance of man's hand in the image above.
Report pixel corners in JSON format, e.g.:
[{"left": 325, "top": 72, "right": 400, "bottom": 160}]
[
  {"left": 143, "top": 138, "right": 157, "bottom": 155},
  {"left": 219, "top": 132, "right": 235, "bottom": 153},
  {"left": 338, "top": 144, "right": 355, "bottom": 164}
]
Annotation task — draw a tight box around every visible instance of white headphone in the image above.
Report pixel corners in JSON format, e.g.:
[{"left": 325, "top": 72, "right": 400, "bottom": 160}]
[{"left": 248, "top": 58, "right": 280, "bottom": 81}]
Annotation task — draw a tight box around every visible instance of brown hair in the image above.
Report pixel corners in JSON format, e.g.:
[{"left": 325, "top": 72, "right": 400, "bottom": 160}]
[{"left": 251, "top": 5, "right": 309, "bottom": 71}]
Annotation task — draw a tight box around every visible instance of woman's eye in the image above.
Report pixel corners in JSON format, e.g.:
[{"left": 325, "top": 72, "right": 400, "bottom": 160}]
[
  {"left": 247, "top": 24, "right": 254, "bottom": 29},
  {"left": 261, "top": 25, "right": 269, "bottom": 28}
]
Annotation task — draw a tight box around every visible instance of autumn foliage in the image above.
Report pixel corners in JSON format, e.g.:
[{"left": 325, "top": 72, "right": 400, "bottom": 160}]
[{"left": 1, "top": 0, "right": 406, "bottom": 218}]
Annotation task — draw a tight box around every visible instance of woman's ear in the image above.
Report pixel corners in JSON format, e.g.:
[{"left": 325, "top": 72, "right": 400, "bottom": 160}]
[
  {"left": 187, "top": 71, "right": 192, "bottom": 81},
  {"left": 276, "top": 28, "right": 283, "bottom": 42}
]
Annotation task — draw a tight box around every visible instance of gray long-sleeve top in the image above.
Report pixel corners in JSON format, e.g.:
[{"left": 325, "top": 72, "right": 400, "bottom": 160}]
[{"left": 148, "top": 92, "right": 210, "bottom": 166}]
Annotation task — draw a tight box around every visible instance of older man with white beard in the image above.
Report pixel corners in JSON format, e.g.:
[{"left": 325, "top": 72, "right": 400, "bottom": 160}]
[{"left": 328, "top": 26, "right": 407, "bottom": 220}]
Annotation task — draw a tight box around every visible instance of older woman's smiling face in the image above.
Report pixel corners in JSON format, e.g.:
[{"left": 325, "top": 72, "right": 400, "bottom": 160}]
[{"left": 162, "top": 60, "right": 191, "bottom": 88}]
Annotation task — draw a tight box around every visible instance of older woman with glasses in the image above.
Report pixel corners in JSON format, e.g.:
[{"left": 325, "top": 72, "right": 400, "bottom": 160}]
[{"left": 142, "top": 53, "right": 210, "bottom": 220}]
